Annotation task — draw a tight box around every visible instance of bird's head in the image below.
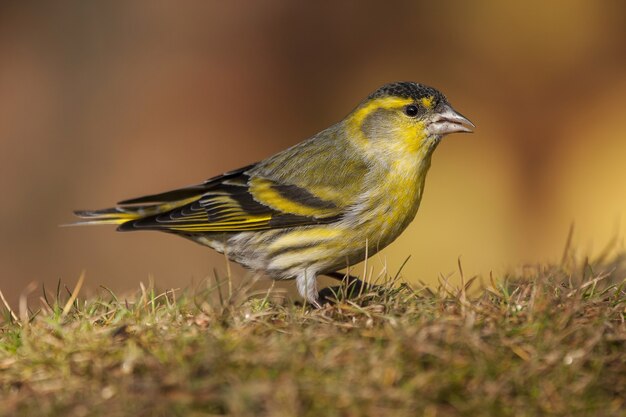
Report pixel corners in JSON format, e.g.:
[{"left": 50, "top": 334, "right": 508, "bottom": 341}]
[{"left": 346, "top": 81, "right": 474, "bottom": 156}]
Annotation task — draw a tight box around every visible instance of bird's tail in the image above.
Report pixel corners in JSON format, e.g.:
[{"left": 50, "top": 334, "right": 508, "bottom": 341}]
[
  {"left": 71, "top": 197, "right": 199, "bottom": 228},
  {"left": 72, "top": 205, "right": 158, "bottom": 226}
]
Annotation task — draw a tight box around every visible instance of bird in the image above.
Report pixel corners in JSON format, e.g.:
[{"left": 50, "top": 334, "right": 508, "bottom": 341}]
[{"left": 74, "top": 81, "right": 474, "bottom": 307}]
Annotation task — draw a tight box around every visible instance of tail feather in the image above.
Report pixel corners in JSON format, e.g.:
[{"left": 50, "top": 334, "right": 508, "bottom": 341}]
[
  {"left": 73, "top": 206, "right": 150, "bottom": 226},
  {"left": 71, "top": 165, "right": 256, "bottom": 230},
  {"left": 72, "top": 197, "right": 200, "bottom": 227}
]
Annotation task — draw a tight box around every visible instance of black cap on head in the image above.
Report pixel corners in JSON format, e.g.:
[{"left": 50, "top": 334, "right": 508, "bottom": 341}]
[{"left": 368, "top": 82, "right": 447, "bottom": 105}]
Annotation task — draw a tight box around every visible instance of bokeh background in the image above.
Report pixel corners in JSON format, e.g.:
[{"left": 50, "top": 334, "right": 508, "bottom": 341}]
[{"left": 1, "top": 1, "right": 625, "bottom": 306}]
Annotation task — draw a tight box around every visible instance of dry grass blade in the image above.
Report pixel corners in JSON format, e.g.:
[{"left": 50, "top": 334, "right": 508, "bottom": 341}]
[
  {"left": 18, "top": 281, "right": 38, "bottom": 326},
  {"left": 61, "top": 271, "right": 85, "bottom": 318},
  {"left": 0, "top": 289, "right": 19, "bottom": 323}
]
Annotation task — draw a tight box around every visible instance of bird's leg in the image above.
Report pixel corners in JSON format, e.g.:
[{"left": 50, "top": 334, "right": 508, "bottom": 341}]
[
  {"left": 296, "top": 270, "right": 321, "bottom": 308},
  {"left": 318, "top": 271, "right": 379, "bottom": 303}
]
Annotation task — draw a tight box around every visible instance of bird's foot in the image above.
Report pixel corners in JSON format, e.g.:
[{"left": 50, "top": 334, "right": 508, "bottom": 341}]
[{"left": 317, "top": 273, "right": 382, "bottom": 305}]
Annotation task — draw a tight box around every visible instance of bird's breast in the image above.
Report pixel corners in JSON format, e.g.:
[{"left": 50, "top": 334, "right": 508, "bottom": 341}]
[{"left": 346, "top": 154, "right": 432, "bottom": 250}]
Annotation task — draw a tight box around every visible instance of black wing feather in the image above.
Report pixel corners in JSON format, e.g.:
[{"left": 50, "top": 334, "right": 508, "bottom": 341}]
[{"left": 117, "top": 164, "right": 256, "bottom": 205}]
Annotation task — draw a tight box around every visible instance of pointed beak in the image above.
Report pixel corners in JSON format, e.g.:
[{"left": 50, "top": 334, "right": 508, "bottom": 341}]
[{"left": 426, "top": 104, "right": 475, "bottom": 136}]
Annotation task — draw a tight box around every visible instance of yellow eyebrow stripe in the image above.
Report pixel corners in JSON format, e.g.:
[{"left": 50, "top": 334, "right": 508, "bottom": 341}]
[{"left": 348, "top": 96, "right": 413, "bottom": 130}]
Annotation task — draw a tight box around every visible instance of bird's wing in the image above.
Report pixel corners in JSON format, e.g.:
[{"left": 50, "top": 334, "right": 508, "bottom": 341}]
[
  {"left": 76, "top": 126, "right": 369, "bottom": 233},
  {"left": 112, "top": 163, "right": 356, "bottom": 232},
  {"left": 246, "top": 125, "right": 369, "bottom": 213}
]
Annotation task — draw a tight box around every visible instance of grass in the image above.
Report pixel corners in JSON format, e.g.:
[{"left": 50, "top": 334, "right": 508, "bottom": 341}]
[{"left": 1, "top": 250, "right": 625, "bottom": 417}]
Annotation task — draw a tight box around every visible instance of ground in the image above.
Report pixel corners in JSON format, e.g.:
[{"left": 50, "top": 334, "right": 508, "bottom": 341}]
[{"left": 1, "top": 252, "right": 625, "bottom": 417}]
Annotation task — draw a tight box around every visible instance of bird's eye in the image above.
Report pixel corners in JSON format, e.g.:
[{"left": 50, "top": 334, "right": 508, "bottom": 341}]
[{"left": 404, "top": 105, "right": 419, "bottom": 117}]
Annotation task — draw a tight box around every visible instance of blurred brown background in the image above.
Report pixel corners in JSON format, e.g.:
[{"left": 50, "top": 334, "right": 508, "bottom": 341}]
[{"left": 1, "top": 1, "right": 625, "bottom": 306}]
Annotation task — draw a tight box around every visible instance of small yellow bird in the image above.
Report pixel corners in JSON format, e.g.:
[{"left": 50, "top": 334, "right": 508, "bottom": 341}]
[{"left": 75, "top": 82, "right": 474, "bottom": 306}]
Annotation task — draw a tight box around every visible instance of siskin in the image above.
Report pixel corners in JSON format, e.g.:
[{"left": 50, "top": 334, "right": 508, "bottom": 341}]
[{"left": 74, "top": 82, "right": 474, "bottom": 307}]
